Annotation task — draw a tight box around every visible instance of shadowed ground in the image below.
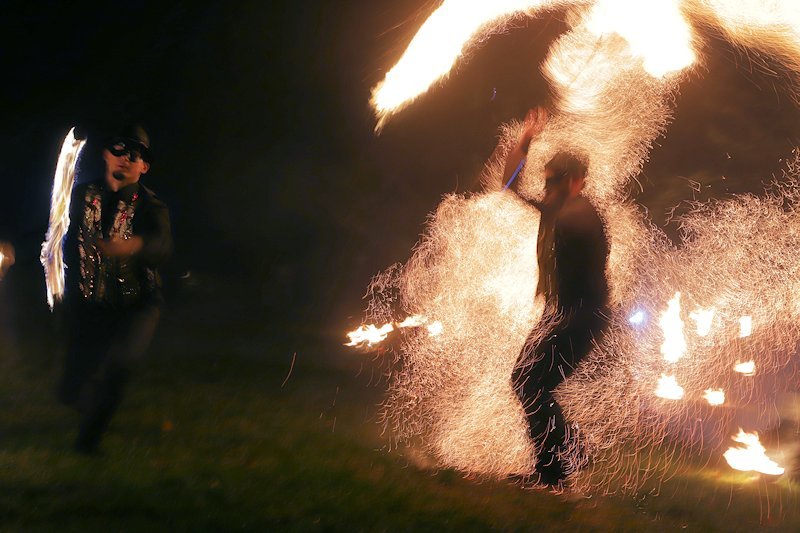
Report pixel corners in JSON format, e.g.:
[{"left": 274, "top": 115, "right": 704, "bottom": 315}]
[{"left": 1, "top": 281, "right": 799, "bottom": 531}]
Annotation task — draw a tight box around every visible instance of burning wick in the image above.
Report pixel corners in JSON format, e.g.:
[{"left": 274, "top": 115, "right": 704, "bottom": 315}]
[
  {"left": 723, "top": 429, "right": 784, "bottom": 476},
  {"left": 703, "top": 388, "right": 725, "bottom": 406},
  {"left": 733, "top": 361, "right": 756, "bottom": 376},
  {"left": 655, "top": 374, "right": 684, "bottom": 400}
]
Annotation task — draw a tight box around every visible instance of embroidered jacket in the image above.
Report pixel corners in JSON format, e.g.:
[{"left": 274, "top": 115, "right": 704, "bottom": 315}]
[{"left": 65, "top": 180, "right": 171, "bottom": 308}]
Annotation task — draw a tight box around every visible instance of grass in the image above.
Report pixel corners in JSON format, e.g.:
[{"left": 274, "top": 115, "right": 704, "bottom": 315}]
[{"left": 1, "top": 317, "right": 799, "bottom": 531}]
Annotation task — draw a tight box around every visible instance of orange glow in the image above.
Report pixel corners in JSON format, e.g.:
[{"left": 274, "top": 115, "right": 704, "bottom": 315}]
[
  {"left": 733, "top": 361, "right": 756, "bottom": 376},
  {"left": 689, "top": 308, "right": 715, "bottom": 337},
  {"left": 703, "top": 388, "right": 725, "bottom": 406}
]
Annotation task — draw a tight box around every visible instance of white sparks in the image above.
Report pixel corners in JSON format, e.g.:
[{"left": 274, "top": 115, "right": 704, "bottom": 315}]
[
  {"left": 427, "top": 320, "right": 444, "bottom": 336},
  {"left": 723, "top": 429, "right": 785, "bottom": 476}
]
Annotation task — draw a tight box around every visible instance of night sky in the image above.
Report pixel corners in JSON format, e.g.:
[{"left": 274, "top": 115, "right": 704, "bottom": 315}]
[{"left": 3, "top": 1, "right": 800, "bottom": 345}]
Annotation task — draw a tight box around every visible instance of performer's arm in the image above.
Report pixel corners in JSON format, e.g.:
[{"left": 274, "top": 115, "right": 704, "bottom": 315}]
[{"left": 502, "top": 107, "right": 549, "bottom": 192}]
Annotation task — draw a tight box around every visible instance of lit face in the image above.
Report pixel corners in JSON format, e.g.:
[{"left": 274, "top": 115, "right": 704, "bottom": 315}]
[{"left": 103, "top": 141, "right": 150, "bottom": 186}]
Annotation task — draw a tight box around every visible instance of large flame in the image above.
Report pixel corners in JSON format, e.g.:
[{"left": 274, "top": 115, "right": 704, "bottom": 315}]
[
  {"left": 723, "top": 429, "right": 785, "bottom": 476},
  {"left": 40, "top": 128, "right": 85, "bottom": 310}
]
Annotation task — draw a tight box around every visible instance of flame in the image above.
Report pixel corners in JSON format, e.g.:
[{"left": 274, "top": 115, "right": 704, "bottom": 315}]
[
  {"left": 0, "top": 251, "right": 4, "bottom": 268},
  {"left": 660, "top": 292, "right": 687, "bottom": 363},
  {"left": 345, "top": 323, "right": 395, "bottom": 347},
  {"left": 586, "top": 0, "right": 695, "bottom": 78},
  {"left": 723, "top": 429, "right": 785, "bottom": 476},
  {"left": 346, "top": 315, "right": 443, "bottom": 347},
  {"left": 689, "top": 308, "right": 715, "bottom": 337},
  {"left": 733, "top": 360, "right": 756, "bottom": 376},
  {"left": 371, "top": 0, "right": 544, "bottom": 128},
  {"left": 40, "top": 128, "right": 85, "bottom": 310},
  {"left": 739, "top": 315, "right": 752, "bottom": 338},
  {"left": 703, "top": 388, "right": 725, "bottom": 406},
  {"left": 655, "top": 374, "right": 685, "bottom": 400}
]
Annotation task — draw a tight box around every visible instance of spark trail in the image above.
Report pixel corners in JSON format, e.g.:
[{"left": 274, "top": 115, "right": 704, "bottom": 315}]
[{"left": 355, "top": 0, "right": 800, "bottom": 491}]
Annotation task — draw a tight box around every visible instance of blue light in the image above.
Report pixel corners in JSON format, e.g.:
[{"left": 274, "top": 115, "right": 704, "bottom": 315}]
[{"left": 629, "top": 310, "right": 646, "bottom": 325}]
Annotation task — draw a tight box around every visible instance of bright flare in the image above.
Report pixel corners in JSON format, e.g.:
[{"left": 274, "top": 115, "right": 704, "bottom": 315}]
[
  {"left": 427, "top": 321, "right": 444, "bottom": 336},
  {"left": 734, "top": 361, "right": 756, "bottom": 376},
  {"left": 723, "top": 429, "right": 785, "bottom": 476},
  {"left": 655, "top": 374, "right": 685, "bottom": 400},
  {"left": 689, "top": 308, "right": 715, "bottom": 337},
  {"left": 40, "top": 128, "right": 85, "bottom": 310},
  {"left": 586, "top": 0, "right": 695, "bottom": 77},
  {"left": 703, "top": 388, "right": 725, "bottom": 406},
  {"left": 660, "top": 292, "right": 687, "bottom": 363}
]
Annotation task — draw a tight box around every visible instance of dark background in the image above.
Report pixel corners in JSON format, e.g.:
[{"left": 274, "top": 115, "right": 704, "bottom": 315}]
[{"left": 2, "top": 0, "right": 800, "bottom": 354}]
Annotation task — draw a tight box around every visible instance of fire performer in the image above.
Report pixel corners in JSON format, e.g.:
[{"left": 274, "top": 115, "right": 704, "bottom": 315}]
[
  {"left": 57, "top": 125, "right": 171, "bottom": 454},
  {"left": 505, "top": 108, "right": 610, "bottom": 486}
]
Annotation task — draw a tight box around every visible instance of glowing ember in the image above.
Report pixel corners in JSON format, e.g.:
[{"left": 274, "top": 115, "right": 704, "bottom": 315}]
[
  {"left": 703, "top": 388, "right": 725, "bottom": 406},
  {"left": 660, "top": 292, "right": 687, "bottom": 363},
  {"left": 723, "top": 430, "right": 785, "bottom": 476},
  {"left": 40, "top": 128, "right": 85, "bottom": 309},
  {"left": 739, "top": 315, "right": 752, "bottom": 338},
  {"left": 734, "top": 361, "right": 756, "bottom": 376},
  {"left": 655, "top": 374, "right": 684, "bottom": 400},
  {"left": 0, "top": 251, "right": 4, "bottom": 268},
  {"left": 689, "top": 308, "right": 715, "bottom": 337}
]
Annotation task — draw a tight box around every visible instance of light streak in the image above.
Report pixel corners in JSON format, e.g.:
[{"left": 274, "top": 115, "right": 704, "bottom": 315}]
[
  {"left": 689, "top": 308, "right": 715, "bottom": 337},
  {"left": 723, "top": 429, "right": 785, "bottom": 476},
  {"left": 655, "top": 374, "right": 685, "bottom": 400},
  {"left": 733, "top": 361, "right": 756, "bottom": 376},
  {"left": 703, "top": 388, "right": 725, "bottom": 406},
  {"left": 40, "top": 128, "right": 85, "bottom": 309},
  {"left": 660, "top": 292, "right": 686, "bottom": 363}
]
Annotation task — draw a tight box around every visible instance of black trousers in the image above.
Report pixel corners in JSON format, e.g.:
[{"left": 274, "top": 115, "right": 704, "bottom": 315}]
[
  {"left": 59, "top": 302, "right": 160, "bottom": 447},
  {"left": 512, "top": 306, "right": 608, "bottom": 471}
]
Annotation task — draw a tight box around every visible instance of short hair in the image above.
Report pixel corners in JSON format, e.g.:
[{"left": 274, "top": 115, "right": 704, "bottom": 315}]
[{"left": 544, "top": 151, "right": 588, "bottom": 182}]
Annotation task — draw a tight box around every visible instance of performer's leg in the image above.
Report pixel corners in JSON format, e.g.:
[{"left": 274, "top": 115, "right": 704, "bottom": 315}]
[
  {"left": 58, "top": 306, "right": 113, "bottom": 408},
  {"left": 76, "top": 305, "right": 160, "bottom": 452}
]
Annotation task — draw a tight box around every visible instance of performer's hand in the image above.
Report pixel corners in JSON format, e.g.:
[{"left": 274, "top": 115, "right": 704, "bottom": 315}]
[
  {"left": 96, "top": 236, "right": 144, "bottom": 257},
  {"left": 521, "top": 106, "right": 549, "bottom": 143}
]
